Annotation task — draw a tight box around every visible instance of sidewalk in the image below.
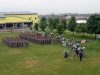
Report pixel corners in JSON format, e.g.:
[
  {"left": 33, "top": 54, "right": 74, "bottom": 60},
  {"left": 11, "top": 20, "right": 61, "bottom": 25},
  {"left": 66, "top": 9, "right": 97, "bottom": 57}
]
[{"left": 0, "top": 28, "right": 30, "bottom": 33}]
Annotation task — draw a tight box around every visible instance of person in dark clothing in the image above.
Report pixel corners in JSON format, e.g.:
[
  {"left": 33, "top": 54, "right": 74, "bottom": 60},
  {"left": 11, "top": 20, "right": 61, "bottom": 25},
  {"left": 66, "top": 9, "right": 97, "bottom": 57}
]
[
  {"left": 64, "top": 51, "right": 69, "bottom": 58},
  {"left": 76, "top": 49, "right": 79, "bottom": 57},
  {"left": 79, "top": 50, "right": 83, "bottom": 61}
]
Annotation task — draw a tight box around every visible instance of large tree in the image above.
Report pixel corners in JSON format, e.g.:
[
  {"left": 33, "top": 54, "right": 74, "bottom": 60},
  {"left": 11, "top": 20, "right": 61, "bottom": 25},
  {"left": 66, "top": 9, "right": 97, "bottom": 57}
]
[
  {"left": 52, "top": 19, "right": 56, "bottom": 29},
  {"left": 41, "top": 17, "right": 46, "bottom": 22},
  {"left": 87, "top": 14, "right": 100, "bottom": 39},
  {"left": 55, "top": 18, "right": 59, "bottom": 23},
  {"left": 50, "top": 13, "right": 56, "bottom": 18},
  {"left": 68, "top": 16, "right": 77, "bottom": 35},
  {"left": 39, "top": 17, "right": 47, "bottom": 31},
  {"left": 75, "top": 23, "right": 87, "bottom": 37},
  {"left": 61, "top": 19, "right": 67, "bottom": 30},
  {"left": 56, "top": 23, "right": 64, "bottom": 35},
  {"left": 48, "top": 17, "right": 59, "bottom": 31},
  {"left": 52, "top": 18, "right": 59, "bottom": 29},
  {"left": 48, "top": 18, "right": 54, "bottom": 32},
  {"left": 39, "top": 21, "right": 46, "bottom": 31},
  {"left": 34, "top": 23, "right": 39, "bottom": 31}
]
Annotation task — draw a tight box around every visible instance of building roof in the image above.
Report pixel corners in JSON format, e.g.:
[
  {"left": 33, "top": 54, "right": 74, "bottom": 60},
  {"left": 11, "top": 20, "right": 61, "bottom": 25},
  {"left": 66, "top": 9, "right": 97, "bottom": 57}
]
[
  {"left": 65, "top": 16, "right": 71, "bottom": 19},
  {"left": 38, "top": 14, "right": 67, "bottom": 20},
  {"left": 57, "top": 15, "right": 67, "bottom": 20},
  {"left": 0, "top": 11, "right": 38, "bottom": 15},
  {"left": 0, "top": 11, "right": 38, "bottom": 18},
  {"left": 65, "top": 15, "right": 89, "bottom": 19}
]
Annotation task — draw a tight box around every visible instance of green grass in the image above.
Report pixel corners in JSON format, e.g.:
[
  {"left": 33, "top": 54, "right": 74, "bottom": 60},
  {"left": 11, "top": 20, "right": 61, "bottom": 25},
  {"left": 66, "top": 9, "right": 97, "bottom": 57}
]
[{"left": 0, "top": 31, "right": 100, "bottom": 75}]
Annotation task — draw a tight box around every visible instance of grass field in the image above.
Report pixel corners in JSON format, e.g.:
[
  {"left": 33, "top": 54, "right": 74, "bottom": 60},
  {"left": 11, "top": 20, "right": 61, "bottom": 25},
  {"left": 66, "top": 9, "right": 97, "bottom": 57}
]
[{"left": 0, "top": 31, "right": 100, "bottom": 75}]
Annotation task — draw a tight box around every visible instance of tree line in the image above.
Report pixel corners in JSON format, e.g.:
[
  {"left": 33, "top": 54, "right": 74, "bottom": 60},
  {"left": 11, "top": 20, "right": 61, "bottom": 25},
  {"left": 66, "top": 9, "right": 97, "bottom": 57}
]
[
  {"left": 34, "top": 17, "right": 67, "bottom": 35},
  {"left": 33, "top": 14, "right": 100, "bottom": 39}
]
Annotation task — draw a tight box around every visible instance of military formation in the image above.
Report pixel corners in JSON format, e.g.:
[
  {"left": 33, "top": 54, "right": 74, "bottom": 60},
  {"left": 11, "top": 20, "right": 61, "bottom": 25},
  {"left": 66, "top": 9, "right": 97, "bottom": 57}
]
[
  {"left": 2, "top": 31, "right": 55, "bottom": 47},
  {"left": 2, "top": 37, "right": 29, "bottom": 47},
  {"left": 19, "top": 33, "right": 54, "bottom": 45}
]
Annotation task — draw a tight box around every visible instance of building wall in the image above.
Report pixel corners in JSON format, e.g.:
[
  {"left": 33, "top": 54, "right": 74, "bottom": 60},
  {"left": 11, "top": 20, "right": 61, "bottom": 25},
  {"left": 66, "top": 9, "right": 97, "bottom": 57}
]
[
  {"left": 5, "top": 14, "right": 38, "bottom": 25},
  {"left": 0, "top": 14, "right": 38, "bottom": 29},
  {"left": 0, "top": 18, "right": 6, "bottom": 24},
  {"left": 66, "top": 19, "right": 70, "bottom": 24}
]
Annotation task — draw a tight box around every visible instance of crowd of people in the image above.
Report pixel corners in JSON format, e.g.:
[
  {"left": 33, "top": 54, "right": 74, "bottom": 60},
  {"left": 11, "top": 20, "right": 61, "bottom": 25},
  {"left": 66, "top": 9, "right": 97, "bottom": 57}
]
[
  {"left": 2, "top": 31, "right": 86, "bottom": 61},
  {"left": 64, "top": 41, "right": 86, "bottom": 61},
  {"left": 55, "top": 35, "right": 86, "bottom": 61}
]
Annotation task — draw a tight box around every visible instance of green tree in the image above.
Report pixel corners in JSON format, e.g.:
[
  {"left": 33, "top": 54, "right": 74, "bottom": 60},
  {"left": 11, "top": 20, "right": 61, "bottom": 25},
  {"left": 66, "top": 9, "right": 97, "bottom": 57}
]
[
  {"left": 52, "top": 20, "right": 56, "bottom": 29},
  {"left": 48, "top": 17, "right": 59, "bottom": 30},
  {"left": 55, "top": 18, "right": 59, "bottom": 23},
  {"left": 61, "top": 19, "right": 67, "bottom": 30},
  {"left": 34, "top": 23, "right": 39, "bottom": 31},
  {"left": 41, "top": 17, "right": 46, "bottom": 22},
  {"left": 50, "top": 24, "right": 53, "bottom": 32},
  {"left": 50, "top": 13, "right": 56, "bottom": 18},
  {"left": 48, "top": 18, "right": 53, "bottom": 25},
  {"left": 75, "top": 23, "right": 87, "bottom": 37},
  {"left": 68, "top": 16, "right": 77, "bottom": 35},
  {"left": 48, "top": 18, "right": 54, "bottom": 32},
  {"left": 40, "top": 17, "right": 47, "bottom": 28},
  {"left": 39, "top": 21, "right": 46, "bottom": 31},
  {"left": 54, "top": 18, "right": 59, "bottom": 29},
  {"left": 39, "top": 17, "right": 47, "bottom": 31},
  {"left": 87, "top": 14, "right": 100, "bottom": 39},
  {"left": 30, "top": 25, "right": 33, "bottom": 30},
  {"left": 75, "top": 24, "right": 81, "bottom": 33},
  {"left": 56, "top": 23, "right": 64, "bottom": 35}
]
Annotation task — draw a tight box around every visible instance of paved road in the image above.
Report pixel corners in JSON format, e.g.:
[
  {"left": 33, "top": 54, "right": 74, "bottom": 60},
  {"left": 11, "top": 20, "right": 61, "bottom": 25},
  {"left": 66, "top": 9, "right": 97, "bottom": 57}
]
[{"left": 0, "top": 28, "right": 30, "bottom": 33}]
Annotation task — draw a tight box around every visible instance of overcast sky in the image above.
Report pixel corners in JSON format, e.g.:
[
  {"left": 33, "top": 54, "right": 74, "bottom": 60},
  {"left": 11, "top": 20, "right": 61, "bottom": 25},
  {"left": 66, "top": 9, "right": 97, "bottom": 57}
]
[{"left": 0, "top": 0, "right": 100, "bottom": 14}]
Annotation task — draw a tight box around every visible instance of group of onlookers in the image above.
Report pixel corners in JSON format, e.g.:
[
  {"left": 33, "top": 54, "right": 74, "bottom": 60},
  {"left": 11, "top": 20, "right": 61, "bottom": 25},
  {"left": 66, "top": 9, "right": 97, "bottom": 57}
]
[{"left": 62, "top": 38, "right": 86, "bottom": 61}]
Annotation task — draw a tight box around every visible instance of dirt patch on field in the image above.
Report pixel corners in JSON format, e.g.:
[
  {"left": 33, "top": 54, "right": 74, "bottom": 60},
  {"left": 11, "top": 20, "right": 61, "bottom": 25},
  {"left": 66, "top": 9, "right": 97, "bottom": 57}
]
[
  {"left": 9, "top": 50, "right": 22, "bottom": 55},
  {"left": 25, "top": 60, "right": 39, "bottom": 68},
  {"left": 16, "top": 57, "right": 39, "bottom": 68},
  {"left": 20, "top": 60, "right": 39, "bottom": 68},
  {"left": 90, "top": 56, "right": 100, "bottom": 63}
]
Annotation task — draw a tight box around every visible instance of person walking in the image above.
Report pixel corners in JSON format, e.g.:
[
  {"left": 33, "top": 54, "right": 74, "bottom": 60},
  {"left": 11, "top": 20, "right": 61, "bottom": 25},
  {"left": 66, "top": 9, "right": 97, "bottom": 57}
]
[
  {"left": 63, "top": 39, "right": 67, "bottom": 47},
  {"left": 72, "top": 50, "right": 76, "bottom": 59},
  {"left": 64, "top": 50, "right": 69, "bottom": 59},
  {"left": 79, "top": 50, "right": 83, "bottom": 61},
  {"left": 51, "top": 38, "right": 54, "bottom": 45}
]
